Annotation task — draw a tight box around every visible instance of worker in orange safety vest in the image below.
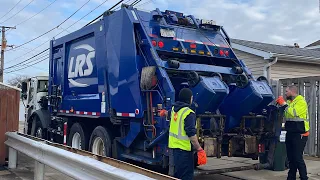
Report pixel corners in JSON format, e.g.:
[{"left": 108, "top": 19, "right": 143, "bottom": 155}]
[{"left": 160, "top": 88, "right": 207, "bottom": 180}]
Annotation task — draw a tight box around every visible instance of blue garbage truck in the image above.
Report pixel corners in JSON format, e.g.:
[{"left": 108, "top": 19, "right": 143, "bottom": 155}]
[{"left": 21, "top": 5, "right": 281, "bottom": 173}]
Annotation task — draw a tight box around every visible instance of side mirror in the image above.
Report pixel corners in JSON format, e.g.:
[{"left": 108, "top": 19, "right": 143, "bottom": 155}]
[
  {"left": 21, "top": 82, "right": 27, "bottom": 93},
  {"left": 21, "top": 94, "right": 27, "bottom": 100}
]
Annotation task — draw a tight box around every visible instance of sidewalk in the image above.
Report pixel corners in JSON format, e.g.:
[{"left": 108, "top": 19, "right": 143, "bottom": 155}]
[{"left": 199, "top": 156, "right": 320, "bottom": 180}]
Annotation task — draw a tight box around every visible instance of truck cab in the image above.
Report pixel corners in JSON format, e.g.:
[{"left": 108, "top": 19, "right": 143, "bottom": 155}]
[{"left": 21, "top": 75, "right": 49, "bottom": 138}]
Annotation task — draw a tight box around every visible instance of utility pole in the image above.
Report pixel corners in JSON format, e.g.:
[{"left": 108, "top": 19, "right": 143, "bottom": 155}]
[{"left": 0, "top": 26, "right": 15, "bottom": 82}]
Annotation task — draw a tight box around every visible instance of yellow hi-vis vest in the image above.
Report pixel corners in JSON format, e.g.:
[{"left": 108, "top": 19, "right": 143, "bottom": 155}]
[
  {"left": 168, "top": 107, "right": 194, "bottom": 151},
  {"left": 284, "top": 95, "right": 310, "bottom": 133}
]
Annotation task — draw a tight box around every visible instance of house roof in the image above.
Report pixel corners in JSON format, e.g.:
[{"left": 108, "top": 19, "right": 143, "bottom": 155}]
[
  {"left": 231, "top": 39, "right": 320, "bottom": 59},
  {"left": 305, "top": 40, "right": 320, "bottom": 48}
]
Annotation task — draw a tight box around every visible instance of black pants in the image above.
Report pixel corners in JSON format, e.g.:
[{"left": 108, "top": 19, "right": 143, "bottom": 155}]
[
  {"left": 169, "top": 148, "right": 194, "bottom": 180},
  {"left": 285, "top": 132, "right": 308, "bottom": 180}
]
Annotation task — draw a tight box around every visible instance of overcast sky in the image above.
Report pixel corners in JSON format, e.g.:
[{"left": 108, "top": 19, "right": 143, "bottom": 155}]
[{"left": 0, "top": 0, "right": 319, "bottom": 82}]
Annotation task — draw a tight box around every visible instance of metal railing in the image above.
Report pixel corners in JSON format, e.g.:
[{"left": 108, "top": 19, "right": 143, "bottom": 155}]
[{"left": 5, "top": 132, "right": 176, "bottom": 180}]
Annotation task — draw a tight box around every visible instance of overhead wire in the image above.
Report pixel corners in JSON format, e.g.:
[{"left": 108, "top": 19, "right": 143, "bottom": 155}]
[
  {"left": 6, "top": 0, "right": 58, "bottom": 35},
  {"left": 0, "top": 0, "right": 36, "bottom": 24},
  {"left": 0, "top": 0, "right": 23, "bottom": 21},
  {"left": 113, "top": 0, "right": 134, "bottom": 11},
  {"left": 134, "top": 0, "right": 153, "bottom": 8},
  {"left": 5, "top": 48, "right": 49, "bottom": 70},
  {"left": 5, "top": 0, "right": 114, "bottom": 73},
  {"left": 4, "top": 55, "right": 49, "bottom": 73},
  {"left": 84, "top": 0, "right": 124, "bottom": 27},
  {"left": 5, "top": 57, "right": 49, "bottom": 74},
  {"left": 12, "top": 53, "right": 49, "bottom": 68},
  {"left": 5, "top": 0, "right": 92, "bottom": 52},
  {"left": 130, "top": 0, "right": 142, "bottom": 6},
  {"left": 6, "top": 0, "right": 110, "bottom": 67},
  {"left": 6, "top": 42, "right": 49, "bottom": 64}
]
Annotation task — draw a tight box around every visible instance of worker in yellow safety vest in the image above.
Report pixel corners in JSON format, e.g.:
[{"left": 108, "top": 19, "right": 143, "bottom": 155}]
[
  {"left": 160, "top": 88, "right": 207, "bottom": 180},
  {"left": 276, "top": 85, "right": 309, "bottom": 180}
]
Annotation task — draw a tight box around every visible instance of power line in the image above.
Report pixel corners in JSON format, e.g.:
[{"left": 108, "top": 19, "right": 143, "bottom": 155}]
[
  {"left": 5, "top": 0, "right": 92, "bottom": 52},
  {"left": 131, "top": 0, "right": 142, "bottom": 6},
  {"left": 6, "top": 0, "right": 58, "bottom": 35},
  {"left": 5, "top": 0, "right": 112, "bottom": 71},
  {"left": 114, "top": 0, "right": 134, "bottom": 11},
  {"left": 84, "top": 0, "right": 124, "bottom": 27},
  {"left": 0, "top": 0, "right": 23, "bottom": 21},
  {"left": 6, "top": 40, "right": 49, "bottom": 64},
  {"left": 5, "top": 48, "right": 49, "bottom": 69},
  {"left": 5, "top": 52, "right": 48, "bottom": 70},
  {"left": 5, "top": 56, "right": 49, "bottom": 73},
  {"left": 135, "top": 0, "right": 153, "bottom": 7},
  {"left": 7, "top": 0, "right": 111, "bottom": 66},
  {"left": 0, "top": 0, "right": 36, "bottom": 24}
]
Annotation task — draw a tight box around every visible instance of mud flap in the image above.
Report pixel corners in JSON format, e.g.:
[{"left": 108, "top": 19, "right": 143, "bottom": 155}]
[{"left": 168, "top": 149, "right": 175, "bottom": 176}]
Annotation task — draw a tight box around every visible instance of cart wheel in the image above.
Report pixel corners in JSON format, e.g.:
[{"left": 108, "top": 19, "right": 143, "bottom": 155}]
[
  {"left": 210, "top": 72, "right": 222, "bottom": 80},
  {"left": 236, "top": 74, "right": 249, "bottom": 88},
  {"left": 187, "top": 71, "right": 200, "bottom": 87},
  {"left": 257, "top": 76, "right": 268, "bottom": 83},
  {"left": 232, "top": 66, "right": 244, "bottom": 74}
]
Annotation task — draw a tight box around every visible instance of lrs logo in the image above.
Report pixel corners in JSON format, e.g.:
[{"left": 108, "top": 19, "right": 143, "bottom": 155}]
[{"left": 68, "top": 44, "right": 95, "bottom": 87}]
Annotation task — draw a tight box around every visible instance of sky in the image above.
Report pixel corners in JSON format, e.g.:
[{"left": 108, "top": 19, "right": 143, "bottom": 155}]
[{"left": 0, "top": 0, "right": 320, "bottom": 83}]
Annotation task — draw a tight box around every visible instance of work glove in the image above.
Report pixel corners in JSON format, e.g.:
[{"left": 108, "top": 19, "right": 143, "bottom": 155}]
[
  {"left": 276, "top": 96, "right": 287, "bottom": 106},
  {"left": 159, "top": 109, "right": 167, "bottom": 117},
  {"left": 197, "top": 148, "right": 207, "bottom": 166}
]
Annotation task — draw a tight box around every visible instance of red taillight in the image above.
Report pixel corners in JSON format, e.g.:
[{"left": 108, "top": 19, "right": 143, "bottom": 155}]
[
  {"left": 152, "top": 40, "right": 157, "bottom": 47},
  {"left": 225, "top": 50, "right": 229, "bottom": 56},
  {"left": 63, "top": 122, "right": 67, "bottom": 145},
  {"left": 190, "top": 43, "right": 196, "bottom": 49},
  {"left": 219, "top": 49, "right": 224, "bottom": 56},
  {"left": 158, "top": 41, "right": 164, "bottom": 48},
  {"left": 151, "top": 76, "right": 157, "bottom": 86},
  {"left": 258, "top": 144, "right": 265, "bottom": 153}
]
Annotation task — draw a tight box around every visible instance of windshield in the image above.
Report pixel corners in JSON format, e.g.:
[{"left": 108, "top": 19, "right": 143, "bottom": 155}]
[{"left": 37, "top": 80, "right": 48, "bottom": 93}]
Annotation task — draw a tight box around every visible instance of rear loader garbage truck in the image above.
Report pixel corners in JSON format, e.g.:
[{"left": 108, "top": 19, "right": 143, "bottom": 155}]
[{"left": 21, "top": 4, "right": 281, "bottom": 174}]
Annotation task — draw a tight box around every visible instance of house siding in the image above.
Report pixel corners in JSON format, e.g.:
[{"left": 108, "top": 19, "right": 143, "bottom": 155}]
[
  {"left": 270, "top": 60, "right": 320, "bottom": 80},
  {"left": 233, "top": 49, "right": 267, "bottom": 78}
]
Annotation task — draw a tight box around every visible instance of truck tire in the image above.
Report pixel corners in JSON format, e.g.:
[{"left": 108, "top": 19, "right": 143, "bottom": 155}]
[
  {"left": 89, "top": 126, "right": 112, "bottom": 157},
  {"left": 140, "top": 66, "right": 156, "bottom": 90},
  {"left": 68, "top": 123, "right": 88, "bottom": 150},
  {"left": 31, "top": 116, "right": 46, "bottom": 139}
]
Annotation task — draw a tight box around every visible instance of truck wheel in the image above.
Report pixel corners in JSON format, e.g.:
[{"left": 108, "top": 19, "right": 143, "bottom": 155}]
[
  {"left": 89, "top": 126, "right": 112, "bottom": 157},
  {"left": 31, "top": 116, "right": 46, "bottom": 139},
  {"left": 68, "top": 123, "right": 88, "bottom": 150}
]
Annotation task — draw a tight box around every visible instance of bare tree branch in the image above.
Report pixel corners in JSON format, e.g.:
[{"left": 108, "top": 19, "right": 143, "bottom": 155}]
[{"left": 7, "top": 75, "right": 29, "bottom": 87}]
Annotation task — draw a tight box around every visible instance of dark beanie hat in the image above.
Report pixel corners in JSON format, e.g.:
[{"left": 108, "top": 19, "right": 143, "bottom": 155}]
[{"left": 179, "top": 88, "right": 193, "bottom": 103}]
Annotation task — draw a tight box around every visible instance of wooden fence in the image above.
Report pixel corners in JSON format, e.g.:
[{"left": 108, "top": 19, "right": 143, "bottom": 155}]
[
  {"left": 271, "top": 76, "right": 320, "bottom": 157},
  {"left": 0, "top": 83, "right": 20, "bottom": 166}
]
